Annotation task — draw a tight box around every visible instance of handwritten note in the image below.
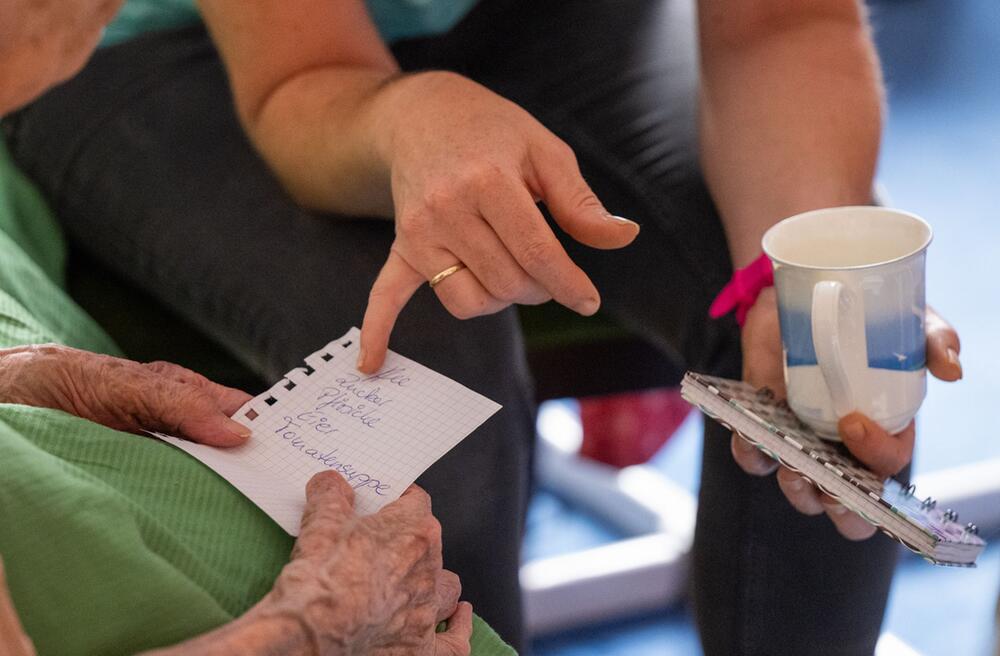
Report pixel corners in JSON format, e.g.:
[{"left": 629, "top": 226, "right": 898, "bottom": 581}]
[{"left": 155, "top": 327, "right": 501, "bottom": 534}]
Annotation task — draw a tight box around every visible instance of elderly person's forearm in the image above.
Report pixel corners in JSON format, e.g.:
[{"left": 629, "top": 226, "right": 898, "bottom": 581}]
[
  {"left": 697, "top": 0, "right": 884, "bottom": 268},
  {"left": 197, "top": 0, "right": 400, "bottom": 217},
  {"left": 140, "top": 610, "right": 322, "bottom": 656}
]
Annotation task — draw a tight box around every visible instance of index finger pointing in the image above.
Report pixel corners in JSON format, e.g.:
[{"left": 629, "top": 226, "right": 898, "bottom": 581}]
[{"left": 359, "top": 249, "right": 424, "bottom": 374}]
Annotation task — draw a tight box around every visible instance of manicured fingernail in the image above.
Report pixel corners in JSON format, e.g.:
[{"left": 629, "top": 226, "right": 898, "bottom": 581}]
[
  {"left": 606, "top": 214, "right": 640, "bottom": 230},
  {"left": 787, "top": 477, "right": 804, "bottom": 492},
  {"left": 947, "top": 347, "right": 962, "bottom": 378},
  {"left": 356, "top": 348, "right": 366, "bottom": 371},
  {"left": 226, "top": 419, "right": 252, "bottom": 439},
  {"left": 825, "top": 503, "right": 848, "bottom": 515},
  {"left": 842, "top": 419, "right": 866, "bottom": 443},
  {"left": 576, "top": 297, "right": 600, "bottom": 316}
]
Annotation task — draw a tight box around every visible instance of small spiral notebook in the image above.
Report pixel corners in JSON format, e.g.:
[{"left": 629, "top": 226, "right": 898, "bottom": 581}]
[
  {"left": 681, "top": 372, "right": 986, "bottom": 567},
  {"left": 156, "top": 327, "right": 501, "bottom": 534}
]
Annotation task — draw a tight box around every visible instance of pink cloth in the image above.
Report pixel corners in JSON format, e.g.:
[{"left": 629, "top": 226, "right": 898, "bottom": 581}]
[
  {"left": 579, "top": 388, "right": 691, "bottom": 468},
  {"left": 709, "top": 254, "right": 774, "bottom": 326}
]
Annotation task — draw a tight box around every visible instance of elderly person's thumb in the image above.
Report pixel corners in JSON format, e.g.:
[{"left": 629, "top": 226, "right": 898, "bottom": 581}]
[
  {"left": 291, "top": 473, "right": 357, "bottom": 557},
  {"left": 149, "top": 388, "right": 253, "bottom": 447},
  {"left": 113, "top": 359, "right": 253, "bottom": 446}
]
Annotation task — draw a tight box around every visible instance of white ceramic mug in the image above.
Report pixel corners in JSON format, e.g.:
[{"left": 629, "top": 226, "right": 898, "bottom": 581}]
[{"left": 762, "top": 206, "right": 932, "bottom": 440}]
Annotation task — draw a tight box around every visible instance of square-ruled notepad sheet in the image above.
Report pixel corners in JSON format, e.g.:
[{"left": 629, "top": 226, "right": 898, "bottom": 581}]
[{"left": 155, "top": 327, "right": 501, "bottom": 535}]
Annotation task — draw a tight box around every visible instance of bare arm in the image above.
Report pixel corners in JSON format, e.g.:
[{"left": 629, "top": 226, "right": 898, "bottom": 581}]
[
  {"left": 197, "top": 0, "right": 399, "bottom": 216},
  {"left": 699, "top": 1, "right": 963, "bottom": 540},
  {"left": 698, "top": 0, "right": 883, "bottom": 268},
  {"left": 198, "top": 0, "right": 638, "bottom": 371}
]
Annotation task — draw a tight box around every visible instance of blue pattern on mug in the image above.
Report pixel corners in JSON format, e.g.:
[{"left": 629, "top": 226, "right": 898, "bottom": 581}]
[{"left": 779, "top": 307, "right": 925, "bottom": 371}]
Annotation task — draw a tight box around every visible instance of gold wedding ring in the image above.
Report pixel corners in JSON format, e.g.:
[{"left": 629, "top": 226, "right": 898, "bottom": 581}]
[{"left": 429, "top": 263, "right": 467, "bottom": 288}]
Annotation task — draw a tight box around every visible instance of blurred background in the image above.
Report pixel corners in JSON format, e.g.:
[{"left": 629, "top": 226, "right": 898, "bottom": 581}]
[{"left": 521, "top": 1, "right": 1000, "bottom": 654}]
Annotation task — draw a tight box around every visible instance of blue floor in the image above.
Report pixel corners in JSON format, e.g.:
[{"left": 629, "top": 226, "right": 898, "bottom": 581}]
[{"left": 527, "top": 1, "right": 1000, "bottom": 653}]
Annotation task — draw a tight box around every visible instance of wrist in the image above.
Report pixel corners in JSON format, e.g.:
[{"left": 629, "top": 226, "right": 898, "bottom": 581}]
[
  {"left": 709, "top": 253, "right": 774, "bottom": 326},
  {"left": 144, "top": 607, "right": 320, "bottom": 656},
  {"left": 0, "top": 346, "right": 50, "bottom": 405},
  {"left": 364, "top": 70, "right": 469, "bottom": 173}
]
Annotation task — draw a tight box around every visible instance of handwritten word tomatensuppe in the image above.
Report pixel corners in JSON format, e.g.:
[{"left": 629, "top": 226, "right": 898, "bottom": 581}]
[{"left": 275, "top": 414, "right": 390, "bottom": 495}]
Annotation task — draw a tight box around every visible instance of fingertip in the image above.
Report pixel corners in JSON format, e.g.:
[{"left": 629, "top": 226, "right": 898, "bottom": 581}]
[
  {"left": 357, "top": 344, "right": 385, "bottom": 375},
  {"left": 226, "top": 418, "right": 252, "bottom": 440},
  {"left": 776, "top": 466, "right": 803, "bottom": 491},
  {"left": 357, "top": 322, "right": 390, "bottom": 374},
  {"left": 838, "top": 412, "right": 870, "bottom": 446},
  {"left": 447, "top": 601, "right": 473, "bottom": 632},
  {"left": 825, "top": 507, "right": 877, "bottom": 541},
  {"left": 401, "top": 484, "right": 431, "bottom": 502},
  {"left": 575, "top": 296, "right": 600, "bottom": 316},
  {"left": 584, "top": 215, "right": 640, "bottom": 250},
  {"left": 393, "top": 484, "right": 432, "bottom": 513},
  {"left": 926, "top": 319, "right": 962, "bottom": 381},
  {"left": 731, "top": 434, "right": 778, "bottom": 476},
  {"left": 203, "top": 417, "right": 251, "bottom": 447},
  {"left": 934, "top": 346, "right": 963, "bottom": 381},
  {"left": 180, "top": 414, "right": 252, "bottom": 447},
  {"left": 306, "top": 470, "right": 355, "bottom": 504}
]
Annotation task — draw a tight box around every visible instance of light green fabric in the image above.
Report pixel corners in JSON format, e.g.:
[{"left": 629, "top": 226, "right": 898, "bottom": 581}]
[
  {"left": 0, "top": 140, "right": 514, "bottom": 654},
  {"left": 102, "top": 0, "right": 480, "bottom": 46}
]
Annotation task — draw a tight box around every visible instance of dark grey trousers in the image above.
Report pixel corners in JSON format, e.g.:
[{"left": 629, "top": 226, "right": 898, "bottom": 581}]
[{"left": 5, "top": 0, "right": 900, "bottom": 652}]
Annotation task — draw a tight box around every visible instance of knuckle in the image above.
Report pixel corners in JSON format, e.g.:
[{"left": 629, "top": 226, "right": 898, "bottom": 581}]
[
  {"left": 518, "top": 238, "right": 555, "bottom": 270},
  {"left": 567, "top": 185, "right": 603, "bottom": 214},
  {"left": 397, "top": 207, "right": 436, "bottom": 239},
  {"left": 408, "top": 485, "right": 432, "bottom": 510},
  {"left": 30, "top": 343, "right": 67, "bottom": 358},
  {"left": 491, "top": 274, "right": 528, "bottom": 303},
  {"left": 455, "top": 161, "right": 504, "bottom": 194},
  {"left": 443, "top": 293, "right": 488, "bottom": 320},
  {"left": 367, "top": 279, "right": 401, "bottom": 307},
  {"left": 537, "top": 136, "right": 576, "bottom": 166},
  {"left": 842, "top": 522, "right": 877, "bottom": 542},
  {"left": 551, "top": 138, "right": 577, "bottom": 164},
  {"left": 143, "top": 360, "right": 174, "bottom": 374},
  {"left": 277, "top": 559, "right": 314, "bottom": 586},
  {"left": 423, "top": 515, "right": 442, "bottom": 544}
]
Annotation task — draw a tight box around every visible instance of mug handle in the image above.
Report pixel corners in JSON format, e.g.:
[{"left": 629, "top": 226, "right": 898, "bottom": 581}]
[{"left": 811, "top": 280, "right": 867, "bottom": 418}]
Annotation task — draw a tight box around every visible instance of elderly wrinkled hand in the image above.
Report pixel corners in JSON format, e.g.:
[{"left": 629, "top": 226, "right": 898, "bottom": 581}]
[
  {"left": 0, "top": 344, "right": 252, "bottom": 446},
  {"left": 732, "top": 294, "right": 962, "bottom": 540},
  {"left": 251, "top": 472, "right": 472, "bottom": 655}
]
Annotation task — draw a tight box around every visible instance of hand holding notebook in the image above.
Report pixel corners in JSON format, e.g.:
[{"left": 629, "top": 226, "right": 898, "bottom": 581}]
[{"left": 682, "top": 372, "right": 985, "bottom": 566}]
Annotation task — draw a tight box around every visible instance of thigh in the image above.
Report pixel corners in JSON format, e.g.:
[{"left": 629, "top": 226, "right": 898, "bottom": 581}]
[
  {"left": 5, "top": 27, "right": 533, "bottom": 648},
  {"left": 427, "top": 1, "right": 898, "bottom": 652}
]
